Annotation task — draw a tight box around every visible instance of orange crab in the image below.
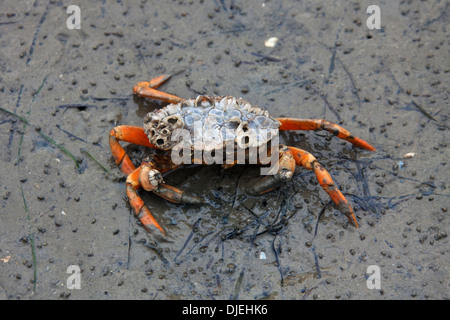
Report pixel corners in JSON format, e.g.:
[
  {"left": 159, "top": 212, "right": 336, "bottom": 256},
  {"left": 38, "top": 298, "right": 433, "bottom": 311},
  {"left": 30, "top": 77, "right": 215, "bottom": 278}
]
[{"left": 109, "top": 75, "right": 375, "bottom": 236}]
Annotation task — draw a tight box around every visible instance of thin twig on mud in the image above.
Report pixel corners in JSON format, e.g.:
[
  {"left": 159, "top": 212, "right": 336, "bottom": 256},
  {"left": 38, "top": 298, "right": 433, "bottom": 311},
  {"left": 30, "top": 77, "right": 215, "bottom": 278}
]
[
  {"left": 231, "top": 269, "right": 245, "bottom": 300},
  {"left": 175, "top": 218, "right": 202, "bottom": 263},
  {"left": 57, "top": 103, "right": 98, "bottom": 110},
  {"left": 0, "top": 105, "right": 82, "bottom": 171},
  {"left": 411, "top": 100, "right": 438, "bottom": 122},
  {"left": 26, "top": 3, "right": 50, "bottom": 66},
  {"left": 272, "top": 235, "right": 284, "bottom": 286},
  {"left": 80, "top": 148, "right": 111, "bottom": 173}
]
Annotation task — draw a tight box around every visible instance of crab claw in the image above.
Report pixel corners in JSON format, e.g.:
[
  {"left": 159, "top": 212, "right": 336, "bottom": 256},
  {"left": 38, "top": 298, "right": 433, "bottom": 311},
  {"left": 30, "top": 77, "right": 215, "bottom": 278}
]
[{"left": 140, "top": 167, "right": 165, "bottom": 191}]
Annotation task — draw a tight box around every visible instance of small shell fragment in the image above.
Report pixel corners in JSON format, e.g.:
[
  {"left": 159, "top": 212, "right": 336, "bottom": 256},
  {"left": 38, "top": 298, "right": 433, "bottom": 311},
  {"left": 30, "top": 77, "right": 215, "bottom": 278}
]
[
  {"left": 403, "top": 153, "right": 416, "bottom": 159},
  {"left": 264, "top": 37, "right": 278, "bottom": 48}
]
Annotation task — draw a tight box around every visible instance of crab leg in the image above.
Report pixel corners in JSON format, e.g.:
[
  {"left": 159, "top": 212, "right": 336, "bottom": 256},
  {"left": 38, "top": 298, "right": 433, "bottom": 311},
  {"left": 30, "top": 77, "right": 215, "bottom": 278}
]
[
  {"left": 133, "top": 75, "right": 184, "bottom": 104},
  {"left": 243, "top": 146, "right": 296, "bottom": 195},
  {"left": 277, "top": 118, "right": 375, "bottom": 151},
  {"left": 288, "top": 146, "right": 359, "bottom": 228},
  {"left": 109, "top": 125, "right": 157, "bottom": 175},
  {"left": 137, "top": 74, "right": 172, "bottom": 89},
  {"left": 125, "top": 157, "right": 202, "bottom": 236},
  {"left": 126, "top": 165, "right": 165, "bottom": 235},
  {"left": 139, "top": 156, "right": 202, "bottom": 205}
]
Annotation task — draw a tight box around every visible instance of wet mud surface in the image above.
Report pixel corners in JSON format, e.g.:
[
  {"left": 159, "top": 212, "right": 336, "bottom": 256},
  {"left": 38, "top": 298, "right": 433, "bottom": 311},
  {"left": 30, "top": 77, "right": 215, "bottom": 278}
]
[{"left": 0, "top": 0, "right": 448, "bottom": 300}]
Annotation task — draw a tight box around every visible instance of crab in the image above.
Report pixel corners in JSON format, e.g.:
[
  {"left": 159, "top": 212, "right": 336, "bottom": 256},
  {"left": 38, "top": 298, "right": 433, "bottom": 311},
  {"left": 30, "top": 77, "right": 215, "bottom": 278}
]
[{"left": 109, "top": 75, "right": 375, "bottom": 236}]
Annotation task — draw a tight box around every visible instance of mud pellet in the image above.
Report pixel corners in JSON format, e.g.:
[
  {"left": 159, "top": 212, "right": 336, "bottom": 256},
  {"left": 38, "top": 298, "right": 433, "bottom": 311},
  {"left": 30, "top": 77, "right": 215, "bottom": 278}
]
[
  {"left": 226, "top": 263, "right": 236, "bottom": 274},
  {"left": 434, "top": 231, "right": 447, "bottom": 241},
  {"left": 241, "top": 86, "right": 249, "bottom": 93},
  {"left": 419, "top": 235, "right": 427, "bottom": 244}
]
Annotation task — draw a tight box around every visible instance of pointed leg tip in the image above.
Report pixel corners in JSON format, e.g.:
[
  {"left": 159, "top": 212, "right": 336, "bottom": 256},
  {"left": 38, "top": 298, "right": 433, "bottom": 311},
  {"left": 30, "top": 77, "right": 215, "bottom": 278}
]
[
  {"left": 352, "top": 217, "right": 360, "bottom": 228},
  {"left": 352, "top": 137, "right": 376, "bottom": 151},
  {"left": 138, "top": 207, "right": 166, "bottom": 236},
  {"left": 142, "top": 221, "right": 166, "bottom": 237}
]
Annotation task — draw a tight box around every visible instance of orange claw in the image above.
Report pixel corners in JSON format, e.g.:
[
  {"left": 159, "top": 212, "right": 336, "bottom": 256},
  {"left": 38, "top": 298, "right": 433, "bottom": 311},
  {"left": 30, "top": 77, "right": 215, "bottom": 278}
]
[
  {"left": 126, "top": 166, "right": 165, "bottom": 235},
  {"left": 277, "top": 118, "right": 375, "bottom": 151},
  {"left": 288, "top": 146, "right": 359, "bottom": 228}
]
